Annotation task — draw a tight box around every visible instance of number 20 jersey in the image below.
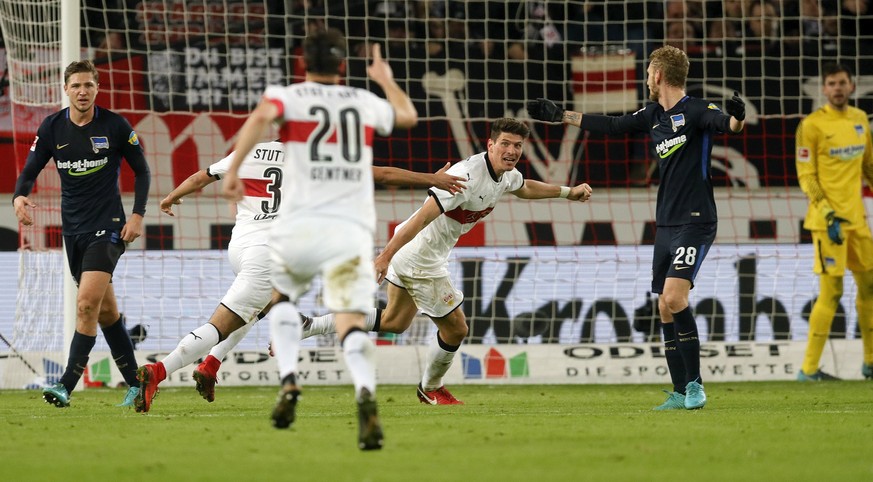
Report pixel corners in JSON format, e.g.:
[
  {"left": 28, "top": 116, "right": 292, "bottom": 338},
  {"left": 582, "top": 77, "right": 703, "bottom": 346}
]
[
  {"left": 208, "top": 140, "right": 285, "bottom": 248},
  {"left": 264, "top": 81, "right": 395, "bottom": 234}
]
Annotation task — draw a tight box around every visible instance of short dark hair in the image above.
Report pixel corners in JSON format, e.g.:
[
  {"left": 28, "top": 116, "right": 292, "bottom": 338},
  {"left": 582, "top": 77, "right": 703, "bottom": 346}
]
[
  {"left": 821, "top": 62, "right": 852, "bottom": 83},
  {"left": 303, "top": 28, "right": 347, "bottom": 75},
  {"left": 64, "top": 60, "right": 99, "bottom": 85},
  {"left": 490, "top": 118, "right": 530, "bottom": 141}
]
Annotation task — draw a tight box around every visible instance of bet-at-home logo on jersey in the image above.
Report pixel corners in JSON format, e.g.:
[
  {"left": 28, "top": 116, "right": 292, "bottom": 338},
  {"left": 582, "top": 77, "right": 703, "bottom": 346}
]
[
  {"left": 829, "top": 144, "right": 865, "bottom": 161},
  {"left": 655, "top": 134, "right": 687, "bottom": 158},
  {"left": 56, "top": 157, "right": 109, "bottom": 176}
]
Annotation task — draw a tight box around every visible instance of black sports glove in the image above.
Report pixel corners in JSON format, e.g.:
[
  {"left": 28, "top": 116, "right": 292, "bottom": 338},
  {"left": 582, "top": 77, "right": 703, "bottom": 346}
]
[
  {"left": 527, "top": 98, "right": 565, "bottom": 123},
  {"left": 725, "top": 91, "right": 745, "bottom": 121}
]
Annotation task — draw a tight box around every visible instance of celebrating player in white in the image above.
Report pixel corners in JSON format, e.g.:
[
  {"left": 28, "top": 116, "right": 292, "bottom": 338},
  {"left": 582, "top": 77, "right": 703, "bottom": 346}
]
[
  {"left": 303, "top": 117, "right": 593, "bottom": 404},
  {"left": 222, "top": 28, "right": 417, "bottom": 450},
  {"left": 134, "top": 139, "right": 464, "bottom": 411}
]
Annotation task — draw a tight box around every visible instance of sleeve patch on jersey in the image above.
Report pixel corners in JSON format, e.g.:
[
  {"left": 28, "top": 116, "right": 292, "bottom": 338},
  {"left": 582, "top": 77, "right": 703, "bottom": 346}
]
[
  {"left": 128, "top": 131, "right": 140, "bottom": 146},
  {"left": 90, "top": 136, "right": 110, "bottom": 152},
  {"left": 30, "top": 136, "right": 39, "bottom": 151},
  {"left": 797, "top": 147, "right": 810, "bottom": 162},
  {"left": 707, "top": 102, "right": 721, "bottom": 111}
]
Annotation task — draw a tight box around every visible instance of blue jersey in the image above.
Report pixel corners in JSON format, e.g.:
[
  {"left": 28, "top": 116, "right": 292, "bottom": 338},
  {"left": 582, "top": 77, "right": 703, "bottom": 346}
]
[
  {"left": 14, "top": 106, "right": 150, "bottom": 235},
  {"left": 581, "top": 96, "right": 733, "bottom": 226}
]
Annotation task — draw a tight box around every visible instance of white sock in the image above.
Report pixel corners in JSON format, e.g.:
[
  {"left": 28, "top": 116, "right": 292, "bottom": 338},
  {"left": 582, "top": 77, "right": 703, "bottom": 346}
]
[
  {"left": 162, "top": 324, "right": 221, "bottom": 376},
  {"left": 304, "top": 308, "right": 379, "bottom": 338},
  {"left": 208, "top": 321, "right": 254, "bottom": 360},
  {"left": 270, "top": 302, "right": 302, "bottom": 381},
  {"left": 341, "top": 330, "right": 377, "bottom": 399},
  {"left": 421, "top": 334, "right": 457, "bottom": 391}
]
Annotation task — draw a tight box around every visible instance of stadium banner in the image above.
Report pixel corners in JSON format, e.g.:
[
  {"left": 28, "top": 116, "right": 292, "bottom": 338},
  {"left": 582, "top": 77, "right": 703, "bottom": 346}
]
[{"left": 0, "top": 340, "right": 865, "bottom": 390}]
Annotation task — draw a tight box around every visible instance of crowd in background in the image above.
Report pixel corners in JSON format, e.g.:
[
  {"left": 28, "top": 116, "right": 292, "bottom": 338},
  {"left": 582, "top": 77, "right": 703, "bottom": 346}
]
[{"left": 78, "top": 1, "right": 873, "bottom": 65}]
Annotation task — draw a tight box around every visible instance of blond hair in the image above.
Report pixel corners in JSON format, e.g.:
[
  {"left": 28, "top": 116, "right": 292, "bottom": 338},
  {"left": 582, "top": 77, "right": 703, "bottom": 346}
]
[{"left": 649, "top": 45, "right": 689, "bottom": 89}]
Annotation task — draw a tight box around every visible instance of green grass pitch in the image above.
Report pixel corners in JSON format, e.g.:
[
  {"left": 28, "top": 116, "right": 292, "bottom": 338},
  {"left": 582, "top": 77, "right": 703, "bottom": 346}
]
[{"left": 1, "top": 382, "right": 871, "bottom": 481}]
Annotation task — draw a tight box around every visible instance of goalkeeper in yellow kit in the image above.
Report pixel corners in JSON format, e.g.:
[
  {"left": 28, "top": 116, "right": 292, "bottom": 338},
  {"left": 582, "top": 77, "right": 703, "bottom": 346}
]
[{"left": 795, "top": 63, "right": 873, "bottom": 381}]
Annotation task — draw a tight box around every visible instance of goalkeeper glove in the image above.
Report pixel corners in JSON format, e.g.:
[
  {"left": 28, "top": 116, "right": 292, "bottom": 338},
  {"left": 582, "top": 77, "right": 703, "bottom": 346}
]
[
  {"left": 825, "top": 211, "right": 848, "bottom": 245},
  {"left": 527, "top": 98, "right": 565, "bottom": 123},
  {"left": 725, "top": 91, "right": 745, "bottom": 121}
]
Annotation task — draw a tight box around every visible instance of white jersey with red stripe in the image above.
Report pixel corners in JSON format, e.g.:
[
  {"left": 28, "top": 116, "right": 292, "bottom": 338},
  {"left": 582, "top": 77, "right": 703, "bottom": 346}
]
[
  {"left": 392, "top": 151, "right": 524, "bottom": 274},
  {"left": 208, "top": 141, "right": 285, "bottom": 248},
  {"left": 263, "top": 81, "right": 395, "bottom": 234}
]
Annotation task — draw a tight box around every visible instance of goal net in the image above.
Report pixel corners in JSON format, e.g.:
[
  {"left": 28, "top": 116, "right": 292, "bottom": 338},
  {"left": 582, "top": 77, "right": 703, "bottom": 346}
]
[{"left": 3, "top": 1, "right": 873, "bottom": 387}]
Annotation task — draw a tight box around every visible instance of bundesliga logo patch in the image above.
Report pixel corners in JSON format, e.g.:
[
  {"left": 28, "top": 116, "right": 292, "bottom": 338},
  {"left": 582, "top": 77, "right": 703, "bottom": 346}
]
[{"left": 797, "top": 147, "right": 810, "bottom": 162}]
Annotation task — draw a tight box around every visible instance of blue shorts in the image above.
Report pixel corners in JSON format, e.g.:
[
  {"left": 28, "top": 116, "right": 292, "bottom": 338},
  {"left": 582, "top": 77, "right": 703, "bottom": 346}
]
[
  {"left": 651, "top": 223, "right": 716, "bottom": 294},
  {"left": 64, "top": 230, "right": 125, "bottom": 284}
]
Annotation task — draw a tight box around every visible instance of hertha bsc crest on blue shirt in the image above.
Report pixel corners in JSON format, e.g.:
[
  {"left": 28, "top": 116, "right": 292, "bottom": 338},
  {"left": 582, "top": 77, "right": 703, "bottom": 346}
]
[
  {"left": 670, "top": 114, "right": 685, "bottom": 132},
  {"left": 90, "top": 136, "right": 110, "bottom": 153}
]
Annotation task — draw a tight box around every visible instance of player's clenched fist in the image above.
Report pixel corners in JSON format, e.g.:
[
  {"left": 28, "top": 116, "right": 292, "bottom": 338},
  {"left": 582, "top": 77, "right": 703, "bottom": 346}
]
[{"left": 568, "top": 183, "right": 593, "bottom": 202}]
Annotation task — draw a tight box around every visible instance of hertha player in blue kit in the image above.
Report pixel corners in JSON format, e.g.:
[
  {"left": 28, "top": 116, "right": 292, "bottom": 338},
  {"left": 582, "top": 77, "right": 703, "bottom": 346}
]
[
  {"left": 13, "top": 60, "right": 151, "bottom": 408},
  {"left": 528, "top": 45, "right": 745, "bottom": 409}
]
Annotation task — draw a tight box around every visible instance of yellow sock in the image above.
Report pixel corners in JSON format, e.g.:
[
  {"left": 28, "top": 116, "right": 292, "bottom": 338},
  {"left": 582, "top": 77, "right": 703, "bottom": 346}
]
[
  {"left": 852, "top": 270, "right": 873, "bottom": 365},
  {"left": 802, "top": 275, "right": 842, "bottom": 375}
]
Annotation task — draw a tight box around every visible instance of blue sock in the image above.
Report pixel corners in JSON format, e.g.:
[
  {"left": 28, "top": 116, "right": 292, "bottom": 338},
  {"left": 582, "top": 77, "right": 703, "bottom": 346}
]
[
  {"left": 60, "top": 331, "right": 96, "bottom": 393},
  {"left": 102, "top": 316, "right": 140, "bottom": 387},
  {"left": 672, "top": 306, "right": 702, "bottom": 385},
  {"left": 661, "top": 322, "right": 686, "bottom": 394}
]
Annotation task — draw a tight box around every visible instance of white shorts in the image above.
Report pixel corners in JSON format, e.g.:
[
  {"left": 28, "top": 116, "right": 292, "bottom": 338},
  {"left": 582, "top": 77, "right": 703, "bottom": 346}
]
[
  {"left": 385, "top": 262, "right": 463, "bottom": 318},
  {"left": 269, "top": 217, "right": 376, "bottom": 313},
  {"left": 222, "top": 243, "right": 273, "bottom": 324}
]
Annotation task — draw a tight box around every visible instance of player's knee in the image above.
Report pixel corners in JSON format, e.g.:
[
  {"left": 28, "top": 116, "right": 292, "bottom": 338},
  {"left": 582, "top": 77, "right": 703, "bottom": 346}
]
[
  {"left": 819, "top": 275, "right": 845, "bottom": 304},
  {"left": 442, "top": 312, "right": 468, "bottom": 342},
  {"left": 853, "top": 270, "right": 873, "bottom": 299},
  {"left": 660, "top": 293, "right": 687, "bottom": 314},
  {"left": 76, "top": 299, "right": 99, "bottom": 318}
]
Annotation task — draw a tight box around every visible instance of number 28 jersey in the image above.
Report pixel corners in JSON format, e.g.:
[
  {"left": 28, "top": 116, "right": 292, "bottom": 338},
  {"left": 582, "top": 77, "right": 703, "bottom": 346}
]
[
  {"left": 263, "top": 81, "right": 396, "bottom": 234},
  {"left": 208, "top": 141, "right": 285, "bottom": 248}
]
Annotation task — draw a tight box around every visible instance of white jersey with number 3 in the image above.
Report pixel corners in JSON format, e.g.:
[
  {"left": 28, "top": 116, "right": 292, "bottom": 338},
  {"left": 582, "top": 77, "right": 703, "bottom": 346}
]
[
  {"left": 208, "top": 141, "right": 285, "bottom": 248},
  {"left": 263, "top": 82, "right": 395, "bottom": 234}
]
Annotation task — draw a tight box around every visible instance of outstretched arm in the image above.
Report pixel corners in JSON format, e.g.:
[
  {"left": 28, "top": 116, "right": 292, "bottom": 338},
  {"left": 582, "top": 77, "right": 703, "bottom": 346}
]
[
  {"left": 372, "top": 162, "right": 466, "bottom": 194},
  {"left": 160, "top": 169, "right": 217, "bottom": 216},
  {"left": 512, "top": 179, "right": 592, "bottom": 202}
]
